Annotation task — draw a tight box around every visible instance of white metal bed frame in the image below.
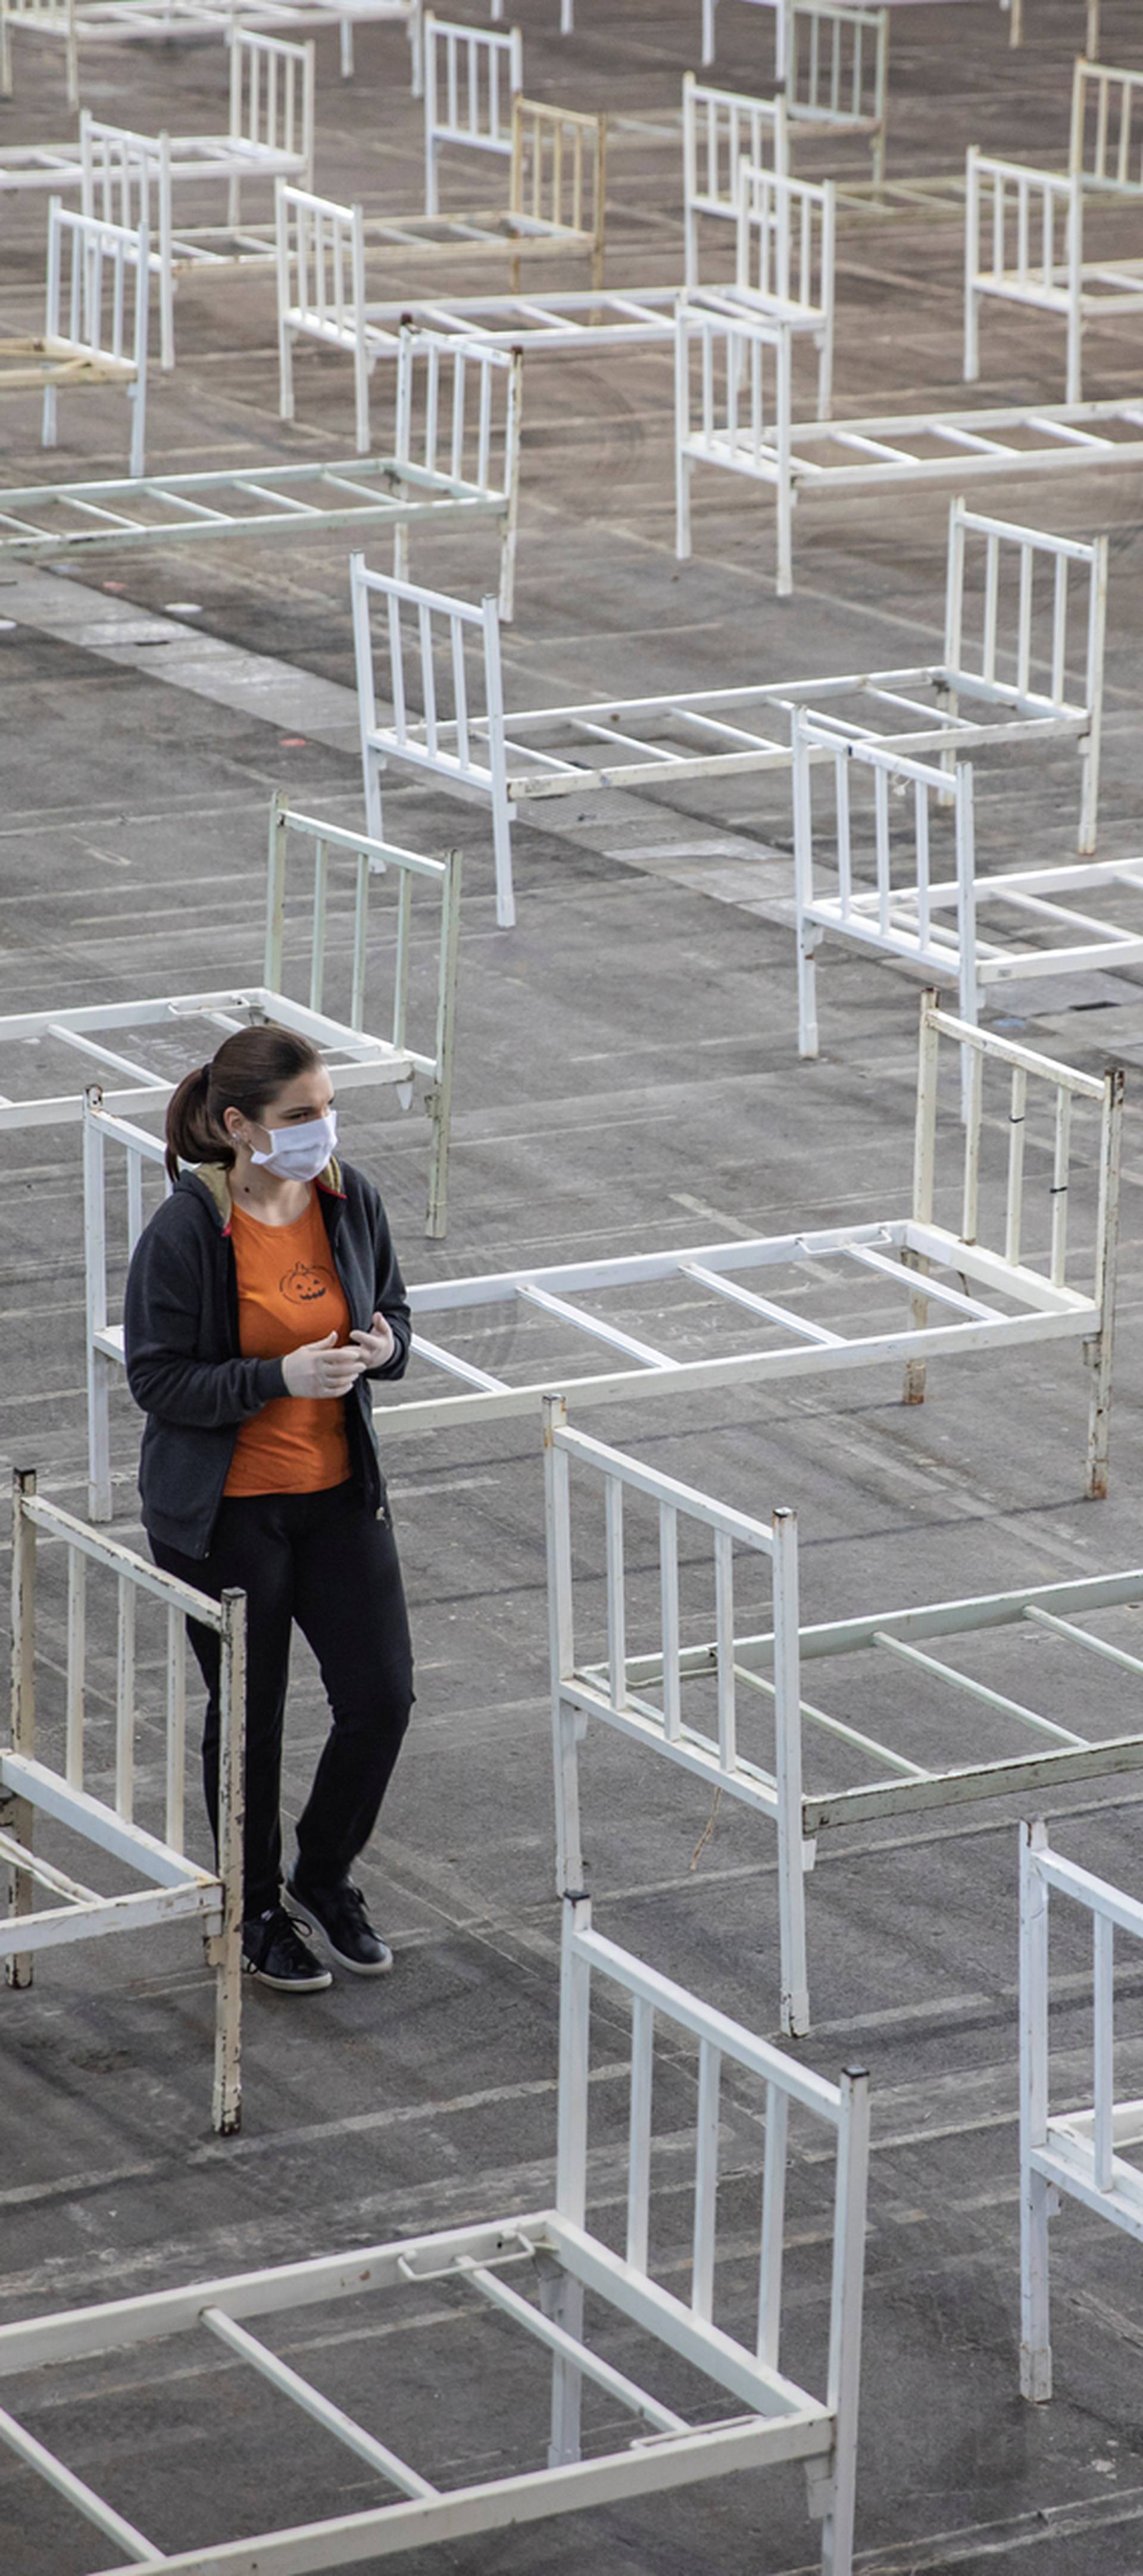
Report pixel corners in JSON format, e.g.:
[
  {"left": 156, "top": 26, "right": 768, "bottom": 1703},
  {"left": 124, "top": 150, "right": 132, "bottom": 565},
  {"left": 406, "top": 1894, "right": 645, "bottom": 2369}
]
[
  {"left": 731, "top": 162, "right": 836, "bottom": 413},
  {"left": 783, "top": 0, "right": 888, "bottom": 191},
  {"left": 544, "top": 1403, "right": 810, "bottom": 2035},
  {"left": 388, "top": 996, "right": 1124, "bottom": 1494},
  {"left": 673, "top": 292, "right": 1143, "bottom": 597},
  {"left": 2, "top": 201, "right": 149, "bottom": 479},
  {"left": 677, "top": 51, "right": 1143, "bottom": 263},
  {"left": 1070, "top": 57, "right": 1143, "bottom": 198},
  {"left": 77, "top": 31, "right": 315, "bottom": 370},
  {"left": 0, "top": 436, "right": 518, "bottom": 618},
  {"left": 73, "top": 998, "right": 1125, "bottom": 1511},
  {"left": 683, "top": 73, "right": 789, "bottom": 288},
  {"left": 0, "top": 0, "right": 421, "bottom": 107},
  {"left": 701, "top": 0, "right": 889, "bottom": 190},
  {"left": 965, "top": 144, "right": 1143, "bottom": 407},
  {"left": 1019, "top": 1818, "right": 1143, "bottom": 2401},
  {"left": 0, "top": 25, "right": 313, "bottom": 198},
  {"left": 0, "top": 327, "right": 523, "bottom": 618},
  {"left": 0, "top": 792, "right": 461, "bottom": 1518},
  {"left": 274, "top": 117, "right": 607, "bottom": 452},
  {"left": 351, "top": 499, "right": 1106, "bottom": 929},
  {"left": 423, "top": 11, "right": 519, "bottom": 214},
  {"left": 0, "top": 1893, "right": 871, "bottom": 2576},
  {"left": 546, "top": 1409, "right": 1143, "bottom": 2037},
  {"left": 4, "top": 1468, "right": 245, "bottom": 2134},
  {"left": 794, "top": 727, "right": 1143, "bottom": 1056},
  {"left": 420, "top": 17, "right": 606, "bottom": 279}
]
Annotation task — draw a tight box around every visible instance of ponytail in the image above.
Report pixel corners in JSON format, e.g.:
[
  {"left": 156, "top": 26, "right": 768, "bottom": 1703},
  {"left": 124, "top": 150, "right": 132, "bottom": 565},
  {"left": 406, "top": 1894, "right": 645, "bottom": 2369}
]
[{"left": 165, "top": 1026, "right": 323, "bottom": 1185}]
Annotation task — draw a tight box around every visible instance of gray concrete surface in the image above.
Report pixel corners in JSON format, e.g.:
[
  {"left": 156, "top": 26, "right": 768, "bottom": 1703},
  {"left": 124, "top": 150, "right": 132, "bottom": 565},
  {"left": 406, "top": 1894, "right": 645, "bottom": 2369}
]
[{"left": 4, "top": 1, "right": 1143, "bottom": 2568}]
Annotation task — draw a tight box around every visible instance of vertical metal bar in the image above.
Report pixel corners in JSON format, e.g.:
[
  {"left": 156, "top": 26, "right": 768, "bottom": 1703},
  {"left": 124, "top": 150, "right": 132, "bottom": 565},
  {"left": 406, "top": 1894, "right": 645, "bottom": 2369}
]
[
  {"left": 544, "top": 1397, "right": 582, "bottom": 1893},
  {"left": 1050, "top": 1088, "right": 1070, "bottom": 1288},
  {"left": 260, "top": 797, "right": 289, "bottom": 1002},
  {"left": 955, "top": 764, "right": 979, "bottom": 1052},
  {"left": 983, "top": 529, "right": 999, "bottom": 682},
  {"left": 84, "top": 1088, "right": 112, "bottom": 1523},
  {"left": 450, "top": 611, "right": 471, "bottom": 771},
  {"left": 211, "top": 1587, "right": 245, "bottom": 2136},
  {"left": 961, "top": 1039, "right": 983, "bottom": 1246},
  {"left": 822, "top": 2065, "right": 871, "bottom": 2576},
  {"left": 126, "top": 1140, "right": 143, "bottom": 1257},
  {"left": 1093, "top": 1908, "right": 1114, "bottom": 2194},
  {"left": 418, "top": 603, "right": 438, "bottom": 756},
  {"left": 115, "top": 1573, "right": 135, "bottom": 1822},
  {"left": 387, "top": 589, "right": 407, "bottom": 740},
  {"left": 555, "top": 1895, "right": 592, "bottom": 2231},
  {"left": 351, "top": 848, "right": 370, "bottom": 1035},
  {"left": 65, "top": 1548, "right": 86, "bottom": 1790},
  {"left": 388, "top": 858, "right": 410, "bottom": 1058},
  {"left": 1080, "top": 533, "right": 1107, "bottom": 854},
  {"left": 309, "top": 837, "right": 329, "bottom": 1016},
  {"left": 1019, "top": 1820, "right": 1053, "bottom": 2399},
  {"left": 944, "top": 498, "right": 966, "bottom": 678},
  {"left": 165, "top": 1603, "right": 185, "bottom": 1857},
  {"left": 772, "top": 1504, "right": 808, "bottom": 2036},
  {"left": 691, "top": 2038, "right": 720, "bottom": 2322},
  {"left": 7, "top": 1469, "right": 37, "bottom": 1990},
  {"left": 714, "top": 1529, "right": 736, "bottom": 1770},
  {"left": 1017, "top": 539, "right": 1033, "bottom": 697},
  {"left": 1051, "top": 551, "right": 1067, "bottom": 710},
  {"left": 903, "top": 994, "right": 939, "bottom": 1405},
  {"left": 915, "top": 774, "right": 930, "bottom": 953},
  {"left": 757, "top": 2081, "right": 788, "bottom": 2369},
  {"left": 660, "top": 1500, "right": 681, "bottom": 1741},
  {"left": 1005, "top": 1065, "right": 1028, "bottom": 1269},
  {"left": 424, "top": 845, "right": 461, "bottom": 1242},
  {"left": 1086, "top": 1064, "right": 1123, "bottom": 1500},
  {"left": 548, "top": 1888, "right": 590, "bottom": 2470},
  {"left": 605, "top": 1473, "right": 626, "bottom": 1713},
  {"left": 626, "top": 1992, "right": 654, "bottom": 2274},
  {"left": 874, "top": 760, "right": 891, "bottom": 936}
]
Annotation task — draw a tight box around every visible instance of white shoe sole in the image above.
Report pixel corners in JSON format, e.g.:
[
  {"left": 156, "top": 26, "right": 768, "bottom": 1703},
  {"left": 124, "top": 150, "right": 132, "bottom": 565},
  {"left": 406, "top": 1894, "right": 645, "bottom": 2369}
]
[
  {"left": 288, "top": 1891, "right": 394, "bottom": 1977},
  {"left": 242, "top": 1956, "right": 333, "bottom": 1993}
]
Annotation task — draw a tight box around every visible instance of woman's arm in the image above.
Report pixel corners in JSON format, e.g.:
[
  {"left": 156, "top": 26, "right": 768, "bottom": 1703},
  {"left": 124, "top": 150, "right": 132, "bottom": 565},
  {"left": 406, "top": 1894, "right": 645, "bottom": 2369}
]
[{"left": 124, "top": 1221, "right": 286, "bottom": 1426}]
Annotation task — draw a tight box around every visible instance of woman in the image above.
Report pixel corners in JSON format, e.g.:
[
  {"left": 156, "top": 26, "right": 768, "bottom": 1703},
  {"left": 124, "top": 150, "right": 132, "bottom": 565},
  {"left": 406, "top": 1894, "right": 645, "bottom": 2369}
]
[{"left": 124, "top": 1025, "right": 414, "bottom": 1994}]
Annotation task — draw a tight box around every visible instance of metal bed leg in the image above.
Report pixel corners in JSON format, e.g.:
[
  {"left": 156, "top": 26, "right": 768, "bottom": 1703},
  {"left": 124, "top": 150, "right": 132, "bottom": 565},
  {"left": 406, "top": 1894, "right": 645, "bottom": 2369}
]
[
  {"left": 7, "top": 1469, "right": 38, "bottom": 1991},
  {"left": 1084, "top": 1064, "right": 1123, "bottom": 1500},
  {"left": 1019, "top": 1821, "right": 1053, "bottom": 2399},
  {"left": 210, "top": 1588, "right": 245, "bottom": 2136},
  {"left": 424, "top": 848, "right": 461, "bottom": 1240}
]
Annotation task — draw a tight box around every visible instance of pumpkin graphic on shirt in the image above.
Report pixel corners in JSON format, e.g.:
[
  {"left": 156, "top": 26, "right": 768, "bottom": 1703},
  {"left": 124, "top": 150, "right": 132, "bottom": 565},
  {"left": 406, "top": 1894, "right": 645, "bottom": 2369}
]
[{"left": 281, "top": 1261, "right": 335, "bottom": 1305}]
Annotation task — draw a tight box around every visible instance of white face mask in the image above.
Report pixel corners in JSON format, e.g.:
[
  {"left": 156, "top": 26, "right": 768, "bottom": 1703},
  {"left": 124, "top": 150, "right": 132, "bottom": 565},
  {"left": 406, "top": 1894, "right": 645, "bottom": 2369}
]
[{"left": 248, "top": 1109, "right": 338, "bottom": 1183}]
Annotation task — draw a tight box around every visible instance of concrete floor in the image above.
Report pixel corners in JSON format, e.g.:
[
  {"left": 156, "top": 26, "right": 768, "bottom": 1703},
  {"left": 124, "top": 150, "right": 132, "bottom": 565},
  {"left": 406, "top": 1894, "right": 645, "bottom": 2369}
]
[{"left": 4, "top": 0, "right": 1143, "bottom": 2568}]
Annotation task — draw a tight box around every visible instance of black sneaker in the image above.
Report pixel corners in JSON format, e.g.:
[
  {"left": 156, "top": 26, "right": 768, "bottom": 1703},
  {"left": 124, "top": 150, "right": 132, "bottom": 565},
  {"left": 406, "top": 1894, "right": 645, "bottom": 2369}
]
[
  {"left": 242, "top": 1905, "right": 333, "bottom": 1992},
  {"left": 285, "top": 1869, "right": 394, "bottom": 1977}
]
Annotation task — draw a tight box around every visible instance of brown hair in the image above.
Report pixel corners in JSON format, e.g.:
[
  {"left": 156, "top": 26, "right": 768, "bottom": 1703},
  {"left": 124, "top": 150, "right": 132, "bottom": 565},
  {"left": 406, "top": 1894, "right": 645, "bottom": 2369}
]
[{"left": 164, "top": 1026, "right": 323, "bottom": 1185}]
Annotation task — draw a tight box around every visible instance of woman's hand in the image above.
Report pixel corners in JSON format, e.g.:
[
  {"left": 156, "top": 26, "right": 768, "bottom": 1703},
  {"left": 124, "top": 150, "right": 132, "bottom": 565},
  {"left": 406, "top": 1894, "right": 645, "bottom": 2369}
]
[
  {"left": 282, "top": 1331, "right": 368, "bottom": 1399},
  {"left": 349, "top": 1310, "right": 396, "bottom": 1369}
]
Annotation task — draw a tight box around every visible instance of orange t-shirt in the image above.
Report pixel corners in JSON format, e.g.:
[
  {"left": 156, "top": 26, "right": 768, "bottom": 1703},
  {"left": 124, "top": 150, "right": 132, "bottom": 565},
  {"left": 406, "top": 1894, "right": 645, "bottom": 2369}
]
[{"left": 224, "top": 1191, "right": 352, "bottom": 1498}]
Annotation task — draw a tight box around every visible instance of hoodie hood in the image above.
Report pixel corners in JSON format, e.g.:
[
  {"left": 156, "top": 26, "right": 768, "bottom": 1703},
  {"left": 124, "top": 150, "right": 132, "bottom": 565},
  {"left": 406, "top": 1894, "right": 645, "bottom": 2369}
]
[{"left": 182, "top": 1160, "right": 346, "bottom": 1234}]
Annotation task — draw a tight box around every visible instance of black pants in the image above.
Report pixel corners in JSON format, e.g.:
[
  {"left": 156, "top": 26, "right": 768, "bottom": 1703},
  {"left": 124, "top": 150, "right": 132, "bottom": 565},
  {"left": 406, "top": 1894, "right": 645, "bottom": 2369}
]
[{"left": 152, "top": 1481, "right": 414, "bottom": 1918}]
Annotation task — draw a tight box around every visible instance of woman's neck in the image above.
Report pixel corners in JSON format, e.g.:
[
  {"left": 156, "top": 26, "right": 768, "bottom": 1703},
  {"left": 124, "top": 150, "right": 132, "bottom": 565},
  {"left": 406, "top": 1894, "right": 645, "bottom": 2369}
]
[{"left": 229, "top": 1153, "right": 312, "bottom": 1226}]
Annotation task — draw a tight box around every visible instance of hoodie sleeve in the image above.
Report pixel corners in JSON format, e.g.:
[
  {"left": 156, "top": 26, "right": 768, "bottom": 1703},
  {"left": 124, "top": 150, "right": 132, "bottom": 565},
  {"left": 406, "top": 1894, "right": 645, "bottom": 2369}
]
[
  {"left": 124, "top": 1205, "right": 287, "bottom": 1426},
  {"left": 365, "top": 1186, "right": 411, "bottom": 1382}
]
